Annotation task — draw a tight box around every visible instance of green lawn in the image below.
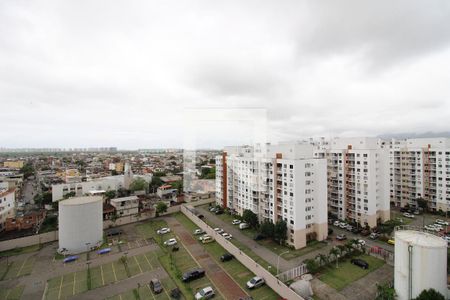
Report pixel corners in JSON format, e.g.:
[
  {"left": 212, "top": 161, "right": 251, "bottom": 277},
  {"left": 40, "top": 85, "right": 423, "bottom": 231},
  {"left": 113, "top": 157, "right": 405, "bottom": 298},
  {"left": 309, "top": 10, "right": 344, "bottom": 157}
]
[
  {"left": 0, "top": 256, "right": 36, "bottom": 281},
  {"left": 174, "top": 212, "right": 280, "bottom": 300},
  {"left": 44, "top": 252, "right": 159, "bottom": 300},
  {"left": 0, "top": 285, "right": 24, "bottom": 300},
  {"left": 107, "top": 277, "right": 183, "bottom": 300},
  {"left": 0, "top": 244, "right": 41, "bottom": 257},
  {"left": 136, "top": 219, "right": 222, "bottom": 300},
  {"left": 208, "top": 206, "right": 328, "bottom": 260},
  {"left": 319, "top": 255, "right": 385, "bottom": 291}
]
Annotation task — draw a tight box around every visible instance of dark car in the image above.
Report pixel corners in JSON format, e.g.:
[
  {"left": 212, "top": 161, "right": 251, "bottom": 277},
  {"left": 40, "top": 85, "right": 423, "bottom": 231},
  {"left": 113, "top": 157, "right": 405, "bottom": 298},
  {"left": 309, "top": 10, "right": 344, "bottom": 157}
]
[
  {"left": 198, "top": 214, "right": 205, "bottom": 219},
  {"left": 215, "top": 209, "right": 224, "bottom": 215},
  {"left": 253, "top": 234, "right": 266, "bottom": 241},
  {"left": 220, "top": 253, "right": 234, "bottom": 262},
  {"left": 182, "top": 268, "right": 205, "bottom": 282},
  {"left": 351, "top": 258, "right": 369, "bottom": 269},
  {"left": 106, "top": 228, "right": 123, "bottom": 236},
  {"left": 351, "top": 227, "right": 362, "bottom": 234},
  {"left": 150, "top": 278, "right": 163, "bottom": 294},
  {"left": 328, "top": 228, "right": 333, "bottom": 235},
  {"left": 361, "top": 230, "right": 370, "bottom": 236},
  {"left": 400, "top": 207, "right": 408, "bottom": 213},
  {"left": 170, "top": 288, "right": 181, "bottom": 299}
]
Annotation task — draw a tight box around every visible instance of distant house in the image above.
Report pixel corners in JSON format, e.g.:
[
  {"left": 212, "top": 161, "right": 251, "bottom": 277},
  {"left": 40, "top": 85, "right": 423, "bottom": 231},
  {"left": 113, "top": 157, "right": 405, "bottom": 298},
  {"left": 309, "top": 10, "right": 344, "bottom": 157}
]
[
  {"left": 157, "top": 185, "right": 177, "bottom": 201},
  {"left": 110, "top": 196, "right": 139, "bottom": 217},
  {"left": 160, "top": 175, "right": 182, "bottom": 183},
  {"left": 5, "top": 210, "right": 46, "bottom": 232}
]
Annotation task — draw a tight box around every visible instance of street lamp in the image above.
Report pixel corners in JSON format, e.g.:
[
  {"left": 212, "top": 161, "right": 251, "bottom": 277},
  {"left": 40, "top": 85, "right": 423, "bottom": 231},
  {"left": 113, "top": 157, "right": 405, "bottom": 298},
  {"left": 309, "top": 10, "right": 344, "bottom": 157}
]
[
  {"left": 276, "top": 250, "right": 289, "bottom": 276},
  {"left": 85, "top": 242, "right": 91, "bottom": 261}
]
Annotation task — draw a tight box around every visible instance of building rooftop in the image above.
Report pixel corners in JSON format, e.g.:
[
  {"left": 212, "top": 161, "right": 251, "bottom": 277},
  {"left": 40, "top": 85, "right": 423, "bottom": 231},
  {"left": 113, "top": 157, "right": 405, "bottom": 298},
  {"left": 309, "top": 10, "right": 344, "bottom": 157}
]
[
  {"left": 60, "top": 196, "right": 102, "bottom": 206},
  {"left": 395, "top": 230, "right": 447, "bottom": 248}
]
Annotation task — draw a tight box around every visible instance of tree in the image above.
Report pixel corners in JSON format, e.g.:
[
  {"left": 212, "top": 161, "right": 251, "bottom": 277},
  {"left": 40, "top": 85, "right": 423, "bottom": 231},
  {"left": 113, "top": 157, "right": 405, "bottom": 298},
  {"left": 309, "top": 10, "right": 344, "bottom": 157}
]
[
  {"left": 414, "top": 289, "right": 445, "bottom": 300},
  {"left": 416, "top": 197, "right": 428, "bottom": 213},
  {"left": 329, "top": 247, "right": 341, "bottom": 268},
  {"left": 274, "top": 220, "right": 288, "bottom": 245},
  {"left": 156, "top": 202, "right": 168, "bottom": 216},
  {"left": 170, "top": 180, "right": 183, "bottom": 195},
  {"left": 315, "top": 253, "right": 328, "bottom": 267},
  {"left": 304, "top": 258, "right": 320, "bottom": 274},
  {"left": 242, "top": 209, "right": 258, "bottom": 229},
  {"left": 20, "top": 162, "right": 34, "bottom": 179},
  {"left": 63, "top": 192, "right": 76, "bottom": 199},
  {"left": 130, "top": 177, "right": 147, "bottom": 192},
  {"left": 260, "top": 220, "right": 275, "bottom": 238},
  {"left": 149, "top": 176, "right": 163, "bottom": 193},
  {"left": 375, "top": 283, "right": 396, "bottom": 300},
  {"left": 104, "top": 190, "right": 116, "bottom": 200}
]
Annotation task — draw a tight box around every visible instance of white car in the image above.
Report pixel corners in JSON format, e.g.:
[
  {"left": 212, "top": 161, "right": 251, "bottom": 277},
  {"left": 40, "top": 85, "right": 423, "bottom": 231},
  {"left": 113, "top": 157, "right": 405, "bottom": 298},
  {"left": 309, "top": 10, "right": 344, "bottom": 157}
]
[
  {"left": 157, "top": 227, "right": 171, "bottom": 235},
  {"left": 222, "top": 233, "right": 232, "bottom": 240},
  {"left": 199, "top": 234, "right": 211, "bottom": 241},
  {"left": 239, "top": 223, "right": 249, "bottom": 230},
  {"left": 214, "top": 228, "right": 224, "bottom": 234},
  {"left": 246, "top": 276, "right": 265, "bottom": 289},
  {"left": 193, "top": 229, "right": 205, "bottom": 235},
  {"left": 403, "top": 213, "right": 414, "bottom": 218},
  {"left": 339, "top": 222, "right": 347, "bottom": 229},
  {"left": 232, "top": 219, "right": 241, "bottom": 225},
  {"left": 195, "top": 286, "right": 215, "bottom": 300},
  {"left": 163, "top": 238, "right": 177, "bottom": 246},
  {"left": 333, "top": 220, "right": 340, "bottom": 227},
  {"left": 436, "top": 219, "right": 449, "bottom": 226}
]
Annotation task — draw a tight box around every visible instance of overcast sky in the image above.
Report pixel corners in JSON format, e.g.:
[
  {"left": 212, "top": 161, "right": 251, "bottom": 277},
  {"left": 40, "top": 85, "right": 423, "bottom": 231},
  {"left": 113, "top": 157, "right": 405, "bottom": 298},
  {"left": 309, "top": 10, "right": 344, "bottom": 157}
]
[{"left": 1, "top": 1, "right": 450, "bottom": 149}]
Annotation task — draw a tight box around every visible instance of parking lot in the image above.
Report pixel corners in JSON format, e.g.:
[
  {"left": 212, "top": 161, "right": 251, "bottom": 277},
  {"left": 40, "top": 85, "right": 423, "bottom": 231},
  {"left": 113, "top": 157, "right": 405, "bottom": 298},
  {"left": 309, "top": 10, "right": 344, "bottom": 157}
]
[{"left": 0, "top": 255, "right": 36, "bottom": 281}]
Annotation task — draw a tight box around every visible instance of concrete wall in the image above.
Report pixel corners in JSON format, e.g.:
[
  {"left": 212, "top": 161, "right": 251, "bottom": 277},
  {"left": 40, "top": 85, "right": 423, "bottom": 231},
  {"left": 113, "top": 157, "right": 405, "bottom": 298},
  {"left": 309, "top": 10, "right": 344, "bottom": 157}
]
[
  {"left": 0, "top": 231, "right": 58, "bottom": 251},
  {"left": 181, "top": 205, "right": 304, "bottom": 300}
]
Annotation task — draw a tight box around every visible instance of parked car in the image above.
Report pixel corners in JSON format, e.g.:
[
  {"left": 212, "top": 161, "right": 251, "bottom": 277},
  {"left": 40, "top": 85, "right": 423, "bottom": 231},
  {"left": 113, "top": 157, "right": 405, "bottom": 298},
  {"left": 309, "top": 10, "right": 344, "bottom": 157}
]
[
  {"left": 170, "top": 288, "right": 181, "bottom": 299},
  {"left": 220, "top": 253, "right": 234, "bottom": 262},
  {"left": 199, "top": 234, "right": 211, "bottom": 241},
  {"left": 214, "top": 227, "right": 224, "bottom": 234},
  {"left": 369, "top": 232, "right": 379, "bottom": 240},
  {"left": 328, "top": 228, "right": 334, "bottom": 235},
  {"left": 215, "top": 209, "right": 224, "bottom": 215},
  {"left": 194, "top": 229, "right": 205, "bottom": 235},
  {"left": 400, "top": 207, "right": 408, "bottom": 213},
  {"left": 182, "top": 268, "right": 205, "bottom": 282},
  {"left": 195, "top": 286, "right": 215, "bottom": 300},
  {"left": 164, "top": 238, "right": 177, "bottom": 246},
  {"left": 413, "top": 210, "right": 420, "bottom": 215},
  {"left": 209, "top": 207, "right": 217, "bottom": 212},
  {"left": 157, "top": 227, "right": 171, "bottom": 235},
  {"left": 345, "top": 224, "right": 353, "bottom": 231},
  {"left": 246, "top": 276, "right": 265, "bottom": 289},
  {"left": 201, "top": 236, "right": 214, "bottom": 244},
  {"left": 198, "top": 214, "right": 205, "bottom": 219},
  {"left": 351, "top": 258, "right": 369, "bottom": 269},
  {"left": 239, "top": 223, "right": 250, "bottom": 230},
  {"left": 361, "top": 230, "right": 370, "bottom": 236},
  {"left": 232, "top": 219, "right": 241, "bottom": 225},
  {"left": 336, "top": 234, "right": 347, "bottom": 241},
  {"left": 254, "top": 234, "right": 266, "bottom": 241},
  {"left": 149, "top": 278, "right": 163, "bottom": 294},
  {"left": 339, "top": 222, "right": 347, "bottom": 229},
  {"left": 387, "top": 238, "right": 395, "bottom": 245},
  {"left": 351, "top": 227, "right": 362, "bottom": 234},
  {"left": 222, "top": 233, "right": 232, "bottom": 240},
  {"left": 403, "top": 212, "right": 414, "bottom": 218},
  {"left": 333, "top": 220, "right": 340, "bottom": 227},
  {"left": 436, "top": 219, "right": 449, "bottom": 226}
]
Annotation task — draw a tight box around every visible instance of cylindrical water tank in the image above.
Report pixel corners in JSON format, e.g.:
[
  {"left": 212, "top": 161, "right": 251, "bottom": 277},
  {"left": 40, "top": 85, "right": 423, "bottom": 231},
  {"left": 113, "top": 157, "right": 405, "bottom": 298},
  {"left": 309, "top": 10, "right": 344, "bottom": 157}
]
[
  {"left": 58, "top": 196, "right": 103, "bottom": 254},
  {"left": 394, "top": 230, "right": 447, "bottom": 300}
]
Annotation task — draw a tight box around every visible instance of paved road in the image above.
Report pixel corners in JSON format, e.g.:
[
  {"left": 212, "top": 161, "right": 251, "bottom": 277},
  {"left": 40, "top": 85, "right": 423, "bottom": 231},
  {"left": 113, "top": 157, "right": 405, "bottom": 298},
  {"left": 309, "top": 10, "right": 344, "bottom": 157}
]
[{"left": 164, "top": 216, "right": 249, "bottom": 300}]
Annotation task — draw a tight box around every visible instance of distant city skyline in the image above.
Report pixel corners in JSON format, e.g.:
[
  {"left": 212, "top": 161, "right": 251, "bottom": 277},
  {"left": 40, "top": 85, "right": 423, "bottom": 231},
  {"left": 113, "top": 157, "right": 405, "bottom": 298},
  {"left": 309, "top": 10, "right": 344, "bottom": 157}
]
[{"left": 1, "top": 1, "right": 450, "bottom": 149}]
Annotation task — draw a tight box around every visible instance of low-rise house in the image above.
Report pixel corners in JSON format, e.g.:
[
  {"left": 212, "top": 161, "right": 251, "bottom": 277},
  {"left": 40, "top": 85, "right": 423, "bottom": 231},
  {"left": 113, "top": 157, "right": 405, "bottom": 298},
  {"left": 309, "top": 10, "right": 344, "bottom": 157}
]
[{"left": 110, "top": 196, "right": 139, "bottom": 217}]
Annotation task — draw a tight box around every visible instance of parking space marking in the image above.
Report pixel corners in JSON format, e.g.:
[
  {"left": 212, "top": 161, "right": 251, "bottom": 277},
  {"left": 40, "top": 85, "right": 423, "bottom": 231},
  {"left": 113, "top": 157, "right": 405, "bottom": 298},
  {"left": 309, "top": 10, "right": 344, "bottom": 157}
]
[
  {"left": 58, "top": 275, "right": 63, "bottom": 299},
  {"left": 147, "top": 284, "right": 156, "bottom": 300},
  {"left": 100, "top": 264, "right": 105, "bottom": 285},
  {"left": 134, "top": 256, "right": 143, "bottom": 273},
  {"left": 73, "top": 272, "right": 76, "bottom": 295},
  {"left": 16, "top": 257, "right": 27, "bottom": 276},
  {"left": 112, "top": 262, "right": 118, "bottom": 282},
  {"left": 144, "top": 253, "right": 153, "bottom": 269}
]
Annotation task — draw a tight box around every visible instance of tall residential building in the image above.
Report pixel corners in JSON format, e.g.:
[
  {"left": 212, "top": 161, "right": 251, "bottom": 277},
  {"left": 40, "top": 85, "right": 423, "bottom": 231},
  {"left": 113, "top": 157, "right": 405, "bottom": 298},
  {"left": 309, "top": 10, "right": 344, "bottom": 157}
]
[
  {"left": 0, "top": 188, "right": 16, "bottom": 232},
  {"left": 389, "top": 138, "right": 450, "bottom": 212},
  {"left": 314, "top": 137, "right": 390, "bottom": 228},
  {"left": 216, "top": 143, "right": 328, "bottom": 249}
]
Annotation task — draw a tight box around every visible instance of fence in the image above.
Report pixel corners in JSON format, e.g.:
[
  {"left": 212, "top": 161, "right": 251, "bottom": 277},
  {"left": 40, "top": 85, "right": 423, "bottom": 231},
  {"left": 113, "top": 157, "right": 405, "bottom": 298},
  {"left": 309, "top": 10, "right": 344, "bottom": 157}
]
[
  {"left": 181, "top": 205, "right": 304, "bottom": 300},
  {"left": 277, "top": 264, "right": 308, "bottom": 282},
  {"left": 0, "top": 230, "right": 58, "bottom": 252}
]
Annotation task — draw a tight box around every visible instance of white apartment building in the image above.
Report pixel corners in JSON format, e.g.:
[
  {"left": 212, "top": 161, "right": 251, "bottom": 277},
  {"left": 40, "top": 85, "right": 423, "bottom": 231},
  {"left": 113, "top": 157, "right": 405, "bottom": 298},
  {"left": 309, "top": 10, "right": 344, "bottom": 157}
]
[
  {"left": 314, "top": 137, "right": 390, "bottom": 228},
  {"left": 216, "top": 143, "right": 328, "bottom": 249},
  {"left": 389, "top": 138, "right": 450, "bottom": 212},
  {"left": 0, "top": 188, "right": 15, "bottom": 232}
]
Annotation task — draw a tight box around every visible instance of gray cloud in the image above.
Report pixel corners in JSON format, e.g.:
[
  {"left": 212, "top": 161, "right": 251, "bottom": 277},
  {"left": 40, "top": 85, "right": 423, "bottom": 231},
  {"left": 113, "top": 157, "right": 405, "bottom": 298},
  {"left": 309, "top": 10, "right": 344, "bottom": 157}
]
[{"left": 1, "top": 1, "right": 450, "bottom": 149}]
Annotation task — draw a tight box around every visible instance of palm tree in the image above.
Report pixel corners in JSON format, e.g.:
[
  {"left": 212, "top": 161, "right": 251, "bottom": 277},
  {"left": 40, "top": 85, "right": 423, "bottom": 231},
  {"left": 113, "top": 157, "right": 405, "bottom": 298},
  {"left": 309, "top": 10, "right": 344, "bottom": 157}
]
[
  {"left": 337, "top": 245, "right": 346, "bottom": 257},
  {"left": 329, "top": 247, "right": 341, "bottom": 268},
  {"left": 315, "top": 253, "right": 328, "bottom": 267}
]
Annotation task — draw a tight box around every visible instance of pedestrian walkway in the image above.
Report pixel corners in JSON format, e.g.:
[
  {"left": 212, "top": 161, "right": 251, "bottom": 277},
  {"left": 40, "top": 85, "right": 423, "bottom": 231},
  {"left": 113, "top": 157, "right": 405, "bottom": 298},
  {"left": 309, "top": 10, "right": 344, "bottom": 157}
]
[{"left": 164, "top": 216, "right": 249, "bottom": 300}]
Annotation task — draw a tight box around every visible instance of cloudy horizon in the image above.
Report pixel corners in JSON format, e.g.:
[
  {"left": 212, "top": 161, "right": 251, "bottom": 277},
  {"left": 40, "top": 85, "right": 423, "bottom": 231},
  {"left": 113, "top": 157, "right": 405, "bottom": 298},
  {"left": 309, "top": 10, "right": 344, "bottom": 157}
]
[{"left": 1, "top": 1, "right": 450, "bottom": 149}]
